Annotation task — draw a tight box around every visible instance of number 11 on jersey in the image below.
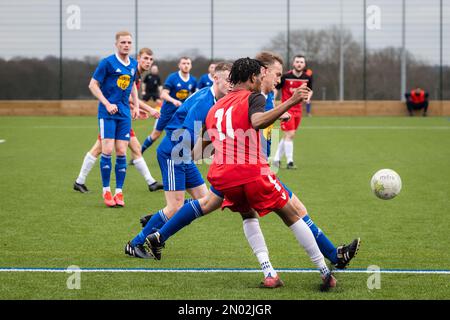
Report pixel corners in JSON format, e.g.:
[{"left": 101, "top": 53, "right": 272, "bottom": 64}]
[{"left": 214, "top": 106, "right": 234, "bottom": 141}]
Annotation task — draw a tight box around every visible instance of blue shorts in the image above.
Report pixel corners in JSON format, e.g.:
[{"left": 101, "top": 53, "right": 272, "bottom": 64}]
[
  {"left": 98, "top": 117, "right": 131, "bottom": 141},
  {"left": 156, "top": 106, "right": 176, "bottom": 132},
  {"left": 157, "top": 152, "right": 205, "bottom": 191},
  {"left": 280, "top": 180, "right": 293, "bottom": 199},
  {"left": 210, "top": 185, "right": 224, "bottom": 198}
]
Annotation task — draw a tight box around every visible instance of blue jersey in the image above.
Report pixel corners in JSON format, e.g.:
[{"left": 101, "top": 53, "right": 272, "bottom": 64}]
[
  {"left": 262, "top": 91, "right": 275, "bottom": 158},
  {"left": 162, "top": 72, "right": 197, "bottom": 110},
  {"left": 197, "top": 73, "right": 214, "bottom": 89},
  {"left": 93, "top": 54, "right": 138, "bottom": 119},
  {"left": 158, "top": 87, "right": 216, "bottom": 158}
]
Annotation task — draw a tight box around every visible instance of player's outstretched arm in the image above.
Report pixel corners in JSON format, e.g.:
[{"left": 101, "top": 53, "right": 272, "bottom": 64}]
[
  {"left": 251, "top": 85, "right": 310, "bottom": 130},
  {"left": 138, "top": 100, "right": 160, "bottom": 119}
]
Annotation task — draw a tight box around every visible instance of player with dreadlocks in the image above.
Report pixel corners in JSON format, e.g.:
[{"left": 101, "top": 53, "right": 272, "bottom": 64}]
[{"left": 145, "top": 57, "right": 339, "bottom": 291}]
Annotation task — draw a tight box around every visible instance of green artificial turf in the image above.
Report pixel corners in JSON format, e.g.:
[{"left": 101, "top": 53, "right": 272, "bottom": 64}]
[{"left": 0, "top": 116, "right": 449, "bottom": 299}]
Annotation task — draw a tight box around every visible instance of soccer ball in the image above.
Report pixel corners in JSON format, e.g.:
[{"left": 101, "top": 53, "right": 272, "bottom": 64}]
[{"left": 370, "top": 169, "right": 402, "bottom": 200}]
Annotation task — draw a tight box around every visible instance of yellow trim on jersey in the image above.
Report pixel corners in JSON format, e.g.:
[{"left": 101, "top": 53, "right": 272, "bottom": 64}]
[{"left": 263, "top": 123, "right": 273, "bottom": 141}]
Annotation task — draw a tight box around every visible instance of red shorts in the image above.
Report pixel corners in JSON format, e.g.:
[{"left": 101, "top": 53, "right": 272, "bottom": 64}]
[
  {"left": 219, "top": 173, "right": 289, "bottom": 217},
  {"left": 281, "top": 113, "right": 302, "bottom": 131},
  {"left": 97, "top": 128, "right": 135, "bottom": 141}
]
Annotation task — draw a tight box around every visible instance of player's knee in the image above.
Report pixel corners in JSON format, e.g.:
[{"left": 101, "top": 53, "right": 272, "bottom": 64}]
[
  {"left": 91, "top": 148, "right": 102, "bottom": 158},
  {"left": 291, "top": 195, "right": 308, "bottom": 217},
  {"left": 129, "top": 143, "right": 142, "bottom": 159},
  {"left": 199, "top": 198, "right": 220, "bottom": 215},
  {"left": 165, "top": 203, "right": 184, "bottom": 217},
  {"left": 102, "top": 145, "right": 114, "bottom": 155},
  {"left": 115, "top": 144, "right": 128, "bottom": 156},
  {"left": 151, "top": 130, "right": 161, "bottom": 140}
]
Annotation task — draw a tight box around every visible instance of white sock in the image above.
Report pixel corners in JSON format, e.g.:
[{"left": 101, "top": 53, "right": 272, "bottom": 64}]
[
  {"left": 102, "top": 186, "right": 111, "bottom": 194},
  {"left": 115, "top": 188, "right": 122, "bottom": 195},
  {"left": 76, "top": 152, "right": 97, "bottom": 185},
  {"left": 243, "top": 218, "right": 277, "bottom": 278},
  {"left": 289, "top": 219, "right": 330, "bottom": 277},
  {"left": 133, "top": 157, "right": 156, "bottom": 185},
  {"left": 285, "top": 140, "right": 294, "bottom": 163},
  {"left": 273, "top": 139, "right": 285, "bottom": 162}
]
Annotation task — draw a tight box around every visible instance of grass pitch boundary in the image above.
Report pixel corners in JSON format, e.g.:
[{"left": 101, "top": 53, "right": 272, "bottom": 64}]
[{"left": 0, "top": 267, "right": 449, "bottom": 275}]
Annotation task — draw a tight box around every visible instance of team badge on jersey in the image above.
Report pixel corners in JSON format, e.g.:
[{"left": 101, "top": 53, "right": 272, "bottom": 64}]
[
  {"left": 176, "top": 89, "right": 190, "bottom": 100},
  {"left": 117, "top": 75, "right": 131, "bottom": 90}
]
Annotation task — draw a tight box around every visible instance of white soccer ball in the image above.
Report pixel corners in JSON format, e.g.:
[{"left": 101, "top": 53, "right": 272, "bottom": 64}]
[{"left": 370, "top": 169, "right": 402, "bottom": 200}]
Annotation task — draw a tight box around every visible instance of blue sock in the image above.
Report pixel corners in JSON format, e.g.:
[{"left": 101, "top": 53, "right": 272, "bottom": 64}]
[
  {"left": 306, "top": 102, "right": 312, "bottom": 113},
  {"left": 303, "top": 215, "right": 338, "bottom": 264},
  {"left": 141, "top": 136, "right": 153, "bottom": 153},
  {"left": 159, "top": 200, "right": 203, "bottom": 242},
  {"left": 115, "top": 155, "right": 127, "bottom": 189},
  {"left": 100, "top": 153, "right": 112, "bottom": 188},
  {"left": 131, "top": 210, "right": 167, "bottom": 246}
]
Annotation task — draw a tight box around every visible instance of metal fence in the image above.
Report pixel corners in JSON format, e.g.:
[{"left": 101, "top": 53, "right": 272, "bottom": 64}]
[{"left": 0, "top": 0, "right": 449, "bottom": 100}]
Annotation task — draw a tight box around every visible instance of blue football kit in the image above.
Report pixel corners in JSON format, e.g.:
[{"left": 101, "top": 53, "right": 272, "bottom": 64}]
[
  {"left": 156, "top": 87, "right": 216, "bottom": 191},
  {"left": 197, "top": 73, "right": 214, "bottom": 89},
  {"left": 133, "top": 88, "right": 341, "bottom": 267},
  {"left": 92, "top": 53, "right": 137, "bottom": 190},
  {"left": 156, "top": 71, "right": 197, "bottom": 132},
  {"left": 93, "top": 53, "right": 137, "bottom": 141}
]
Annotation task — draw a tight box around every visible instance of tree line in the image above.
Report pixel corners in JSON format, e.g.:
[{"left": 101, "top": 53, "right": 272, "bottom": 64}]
[{"left": 0, "top": 27, "right": 448, "bottom": 100}]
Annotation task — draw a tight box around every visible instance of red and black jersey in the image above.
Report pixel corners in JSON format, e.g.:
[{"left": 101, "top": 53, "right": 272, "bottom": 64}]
[
  {"left": 410, "top": 90, "right": 426, "bottom": 104},
  {"left": 405, "top": 89, "right": 429, "bottom": 104},
  {"left": 205, "top": 89, "right": 270, "bottom": 190},
  {"left": 135, "top": 68, "right": 142, "bottom": 90},
  {"left": 276, "top": 69, "right": 313, "bottom": 115}
]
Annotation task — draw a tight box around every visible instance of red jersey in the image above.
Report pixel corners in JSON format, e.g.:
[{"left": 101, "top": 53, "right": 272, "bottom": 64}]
[
  {"left": 205, "top": 89, "right": 270, "bottom": 190},
  {"left": 276, "top": 69, "right": 313, "bottom": 115},
  {"left": 410, "top": 90, "right": 425, "bottom": 104}
]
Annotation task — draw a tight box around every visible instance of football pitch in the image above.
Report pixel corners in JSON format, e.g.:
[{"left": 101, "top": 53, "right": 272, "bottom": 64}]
[{"left": 0, "top": 116, "right": 449, "bottom": 300}]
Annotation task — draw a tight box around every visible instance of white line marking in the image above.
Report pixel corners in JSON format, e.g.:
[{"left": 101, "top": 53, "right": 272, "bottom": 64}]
[
  {"left": 0, "top": 139, "right": 5, "bottom": 143},
  {"left": 0, "top": 268, "right": 449, "bottom": 275}
]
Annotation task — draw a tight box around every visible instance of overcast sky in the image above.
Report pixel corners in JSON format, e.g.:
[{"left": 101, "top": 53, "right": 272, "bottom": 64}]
[{"left": 0, "top": 0, "right": 449, "bottom": 64}]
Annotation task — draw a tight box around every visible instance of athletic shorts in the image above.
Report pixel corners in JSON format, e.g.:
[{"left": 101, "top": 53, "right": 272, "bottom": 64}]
[
  {"left": 157, "top": 152, "right": 204, "bottom": 191},
  {"left": 281, "top": 113, "right": 302, "bottom": 131},
  {"left": 211, "top": 179, "right": 292, "bottom": 200},
  {"left": 218, "top": 173, "right": 289, "bottom": 217},
  {"left": 98, "top": 118, "right": 132, "bottom": 141},
  {"left": 97, "top": 128, "right": 135, "bottom": 141},
  {"left": 280, "top": 180, "right": 293, "bottom": 198}
]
